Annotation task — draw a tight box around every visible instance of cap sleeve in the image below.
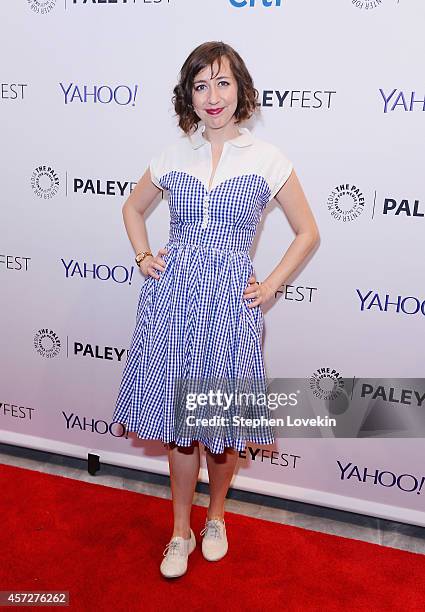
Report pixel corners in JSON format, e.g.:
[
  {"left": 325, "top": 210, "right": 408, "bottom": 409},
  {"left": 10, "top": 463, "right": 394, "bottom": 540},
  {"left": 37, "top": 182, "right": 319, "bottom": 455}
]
[
  {"left": 267, "top": 147, "right": 293, "bottom": 201},
  {"left": 149, "top": 149, "right": 165, "bottom": 189}
]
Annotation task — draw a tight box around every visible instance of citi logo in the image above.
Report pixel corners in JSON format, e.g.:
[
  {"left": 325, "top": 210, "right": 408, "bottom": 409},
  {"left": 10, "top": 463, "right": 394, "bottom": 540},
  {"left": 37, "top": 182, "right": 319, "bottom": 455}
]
[{"left": 229, "top": 0, "right": 282, "bottom": 7}]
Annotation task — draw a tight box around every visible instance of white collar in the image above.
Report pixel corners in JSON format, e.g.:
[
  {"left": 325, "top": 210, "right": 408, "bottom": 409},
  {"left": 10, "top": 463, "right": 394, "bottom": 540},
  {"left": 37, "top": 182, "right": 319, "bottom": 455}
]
[{"left": 189, "top": 123, "right": 254, "bottom": 150}]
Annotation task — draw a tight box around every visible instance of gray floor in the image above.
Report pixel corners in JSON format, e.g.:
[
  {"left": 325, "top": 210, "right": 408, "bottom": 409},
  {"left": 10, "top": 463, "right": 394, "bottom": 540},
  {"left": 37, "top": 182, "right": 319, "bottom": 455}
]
[{"left": 2, "top": 442, "right": 425, "bottom": 555}]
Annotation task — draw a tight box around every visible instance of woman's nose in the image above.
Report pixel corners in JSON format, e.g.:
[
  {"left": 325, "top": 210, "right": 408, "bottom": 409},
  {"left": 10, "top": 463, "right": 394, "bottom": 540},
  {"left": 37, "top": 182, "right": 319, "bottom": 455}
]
[{"left": 208, "top": 85, "right": 220, "bottom": 105}]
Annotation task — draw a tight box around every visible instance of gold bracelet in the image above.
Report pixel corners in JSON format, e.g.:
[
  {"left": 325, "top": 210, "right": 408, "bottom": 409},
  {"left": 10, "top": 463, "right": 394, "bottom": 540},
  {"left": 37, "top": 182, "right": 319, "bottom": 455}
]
[{"left": 135, "top": 250, "right": 153, "bottom": 267}]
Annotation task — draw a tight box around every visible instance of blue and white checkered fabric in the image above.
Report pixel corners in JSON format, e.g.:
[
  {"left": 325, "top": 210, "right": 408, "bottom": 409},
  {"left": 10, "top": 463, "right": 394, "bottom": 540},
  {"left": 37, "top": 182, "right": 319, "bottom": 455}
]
[{"left": 111, "top": 171, "right": 276, "bottom": 454}]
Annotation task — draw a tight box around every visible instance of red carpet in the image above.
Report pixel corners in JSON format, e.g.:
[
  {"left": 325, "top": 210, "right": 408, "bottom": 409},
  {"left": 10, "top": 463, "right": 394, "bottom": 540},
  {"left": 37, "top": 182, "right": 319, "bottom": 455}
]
[{"left": 1, "top": 462, "right": 425, "bottom": 611}]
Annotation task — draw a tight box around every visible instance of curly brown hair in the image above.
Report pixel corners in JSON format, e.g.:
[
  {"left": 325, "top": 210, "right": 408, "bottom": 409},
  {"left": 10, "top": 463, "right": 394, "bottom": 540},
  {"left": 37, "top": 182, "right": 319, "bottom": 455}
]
[{"left": 172, "top": 41, "right": 261, "bottom": 135}]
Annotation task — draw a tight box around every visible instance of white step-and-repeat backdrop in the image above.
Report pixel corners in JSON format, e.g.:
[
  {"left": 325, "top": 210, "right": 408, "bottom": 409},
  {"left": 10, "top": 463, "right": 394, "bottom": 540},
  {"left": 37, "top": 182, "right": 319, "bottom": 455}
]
[{"left": 2, "top": 0, "right": 425, "bottom": 526}]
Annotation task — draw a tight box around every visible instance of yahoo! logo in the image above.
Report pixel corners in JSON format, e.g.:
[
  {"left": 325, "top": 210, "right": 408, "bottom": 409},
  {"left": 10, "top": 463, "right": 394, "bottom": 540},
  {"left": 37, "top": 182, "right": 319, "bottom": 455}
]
[
  {"left": 229, "top": 0, "right": 282, "bottom": 7},
  {"left": 380, "top": 89, "right": 425, "bottom": 113},
  {"left": 63, "top": 412, "right": 127, "bottom": 437},
  {"left": 61, "top": 259, "right": 135, "bottom": 285},
  {"left": 337, "top": 461, "right": 425, "bottom": 495},
  {"left": 357, "top": 290, "right": 425, "bottom": 316},
  {"left": 60, "top": 83, "right": 139, "bottom": 106}
]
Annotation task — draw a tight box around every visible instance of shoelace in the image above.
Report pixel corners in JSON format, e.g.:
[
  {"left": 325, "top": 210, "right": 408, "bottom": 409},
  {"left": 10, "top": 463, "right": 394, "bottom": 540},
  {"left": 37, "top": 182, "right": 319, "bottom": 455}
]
[
  {"left": 200, "top": 519, "right": 224, "bottom": 539},
  {"left": 162, "top": 539, "right": 183, "bottom": 557}
]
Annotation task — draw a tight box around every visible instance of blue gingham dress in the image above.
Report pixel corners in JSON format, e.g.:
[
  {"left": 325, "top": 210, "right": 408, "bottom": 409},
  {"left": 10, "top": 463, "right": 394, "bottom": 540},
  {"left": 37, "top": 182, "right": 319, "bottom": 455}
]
[{"left": 112, "top": 125, "right": 293, "bottom": 454}]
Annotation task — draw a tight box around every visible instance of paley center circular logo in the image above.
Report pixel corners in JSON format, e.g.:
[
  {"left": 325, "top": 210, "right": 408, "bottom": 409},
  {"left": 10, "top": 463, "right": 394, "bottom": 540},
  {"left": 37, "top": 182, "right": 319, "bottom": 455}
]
[
  {"left": 327, "top": 183, "right": 365, "bottom": 222},
  {"left": 31, "top": 165, "right": 60, "bottom": 199},
  {"left": 351, "top": 0, "right": 384, "bottom": 10},
  {"left": 34, "top": 328, "right": 61, "bottom": 358},
  {"left": 27, "top": 0, "right": 57, "bottom": 14},
  {"left": 309, "top": 367, "right": 344, "bottom": 400}
]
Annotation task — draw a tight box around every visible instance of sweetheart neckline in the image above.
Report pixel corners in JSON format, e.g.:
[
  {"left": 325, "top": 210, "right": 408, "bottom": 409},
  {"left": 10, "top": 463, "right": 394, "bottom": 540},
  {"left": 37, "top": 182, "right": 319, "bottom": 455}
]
[{"left": 165, "top": 170, "right": 268, "bottom": 196}]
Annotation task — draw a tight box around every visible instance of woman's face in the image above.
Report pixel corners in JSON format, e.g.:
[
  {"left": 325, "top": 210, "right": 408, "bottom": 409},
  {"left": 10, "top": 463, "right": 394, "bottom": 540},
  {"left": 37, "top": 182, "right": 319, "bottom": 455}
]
[{"left": 191, "top": 55, "right": 238, "bottom": 130}]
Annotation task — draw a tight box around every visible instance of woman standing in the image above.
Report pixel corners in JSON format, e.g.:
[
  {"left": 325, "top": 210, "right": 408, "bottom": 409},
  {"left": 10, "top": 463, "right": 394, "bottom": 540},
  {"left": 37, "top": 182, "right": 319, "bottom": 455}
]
[{"left": 112, "top": 41, "right": 319, "bottom": 578}]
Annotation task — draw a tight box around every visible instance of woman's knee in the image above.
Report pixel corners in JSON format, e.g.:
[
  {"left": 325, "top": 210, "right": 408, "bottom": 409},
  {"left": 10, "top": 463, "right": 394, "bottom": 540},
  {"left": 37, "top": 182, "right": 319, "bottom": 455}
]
[
  {"left": 164, "top": 441, "right": 199, "bottom": 453},
  {"left": 205, "top": 446, "right": 237, "bottom": 460}
]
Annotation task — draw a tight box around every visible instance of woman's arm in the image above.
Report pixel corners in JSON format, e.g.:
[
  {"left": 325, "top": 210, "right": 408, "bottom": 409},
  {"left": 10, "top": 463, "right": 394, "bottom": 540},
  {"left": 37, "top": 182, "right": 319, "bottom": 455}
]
[
  {"left": 265, "top": 169, "right": 319, "bottom": 291},
  {"left": 245, "top": 169, "right": 320, "bottom": 306},
  {"left": 121, "top": 168, "right": 166, "bottom": 278},
  {"left": 122, "top": 168, "right": 161, "bottom": 254}
]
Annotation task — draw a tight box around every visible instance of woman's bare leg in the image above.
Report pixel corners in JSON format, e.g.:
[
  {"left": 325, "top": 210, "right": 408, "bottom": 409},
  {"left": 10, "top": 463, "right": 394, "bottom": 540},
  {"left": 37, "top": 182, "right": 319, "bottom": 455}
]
[
  {"left": 166, "top": 441, "right": 200, "bottom": 538},
  {"left": 205, "top": 447, "right": 238, "bottom": 520}
]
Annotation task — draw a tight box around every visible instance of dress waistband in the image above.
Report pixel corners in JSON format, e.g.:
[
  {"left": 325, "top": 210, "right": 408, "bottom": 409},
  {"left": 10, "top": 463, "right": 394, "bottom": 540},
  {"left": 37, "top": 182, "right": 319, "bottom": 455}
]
[{"left": 166, "top": 238, "right": 250, "bottom": 255}]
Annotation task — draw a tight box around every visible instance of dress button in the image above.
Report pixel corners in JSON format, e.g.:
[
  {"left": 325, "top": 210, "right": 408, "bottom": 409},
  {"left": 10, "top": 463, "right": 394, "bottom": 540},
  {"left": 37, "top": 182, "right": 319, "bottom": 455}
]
[{"left": 203, "top": 195, "right": 210, "bottom": 203}]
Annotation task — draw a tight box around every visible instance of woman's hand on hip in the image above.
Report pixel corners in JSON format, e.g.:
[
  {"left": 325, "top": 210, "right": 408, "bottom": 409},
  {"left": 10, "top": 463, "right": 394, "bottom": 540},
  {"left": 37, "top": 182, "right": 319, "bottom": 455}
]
[
  {"left": 243, "top": 275, "right": 274, "bottom": 307},
  {"left": 140, "top": 247, "right": 168, "bottom": 279}
]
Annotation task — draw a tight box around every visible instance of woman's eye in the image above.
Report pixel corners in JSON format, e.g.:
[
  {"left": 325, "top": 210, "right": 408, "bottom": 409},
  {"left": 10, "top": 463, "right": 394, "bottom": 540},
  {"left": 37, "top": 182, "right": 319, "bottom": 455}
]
[{"left": 194, "top": 81, "right": 230, "bottom": 92}]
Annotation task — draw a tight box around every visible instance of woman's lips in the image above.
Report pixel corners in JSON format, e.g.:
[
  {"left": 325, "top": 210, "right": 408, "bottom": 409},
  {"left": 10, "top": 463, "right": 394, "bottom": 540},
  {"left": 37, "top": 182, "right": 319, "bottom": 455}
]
[{"left": 206, "top": 108, "right": 224, "bottom": 115}]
